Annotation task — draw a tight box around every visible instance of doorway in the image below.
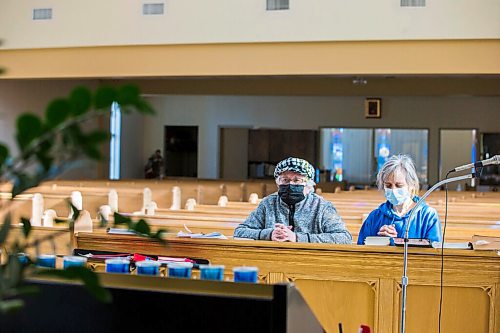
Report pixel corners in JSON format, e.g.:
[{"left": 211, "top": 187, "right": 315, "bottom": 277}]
[
  {"left": 219, "top": 127, "right": 249, "bottom": 179},
  {"left": 164, "top": 126, "right": 198, "bottom": 177},
  {"left": 479, "top": 133, "right": 500, "bottom": 190}
]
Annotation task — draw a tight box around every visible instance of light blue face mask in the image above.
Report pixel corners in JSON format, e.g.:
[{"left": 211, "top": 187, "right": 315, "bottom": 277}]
[{"left": 384, "top": 188, "right": 411, "bottom": 206}]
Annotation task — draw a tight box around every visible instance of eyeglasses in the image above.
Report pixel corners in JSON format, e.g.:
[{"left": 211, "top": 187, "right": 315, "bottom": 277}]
[{"left": 277, "top": 176, "right": 308, "bottom": 185}]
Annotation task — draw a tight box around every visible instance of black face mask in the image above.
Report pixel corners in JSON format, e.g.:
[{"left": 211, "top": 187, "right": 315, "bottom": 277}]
[{"left": 278, "top": 185, "right": 305, "bottom": 206}]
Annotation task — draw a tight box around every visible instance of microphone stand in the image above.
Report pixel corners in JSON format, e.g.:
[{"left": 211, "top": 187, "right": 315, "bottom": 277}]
[{"left": 399, "top": 173, "right": 473, "bottom": 333}]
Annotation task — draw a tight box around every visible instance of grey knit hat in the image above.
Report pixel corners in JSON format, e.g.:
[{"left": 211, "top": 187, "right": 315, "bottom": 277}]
[{"left": 274, "top": 157, "right": 315, "bottom": 180}]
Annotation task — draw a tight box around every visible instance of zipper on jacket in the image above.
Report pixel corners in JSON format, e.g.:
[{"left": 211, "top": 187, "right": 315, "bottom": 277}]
[{"left": 288, "top": 204, "right": 296, "bottom": 231}]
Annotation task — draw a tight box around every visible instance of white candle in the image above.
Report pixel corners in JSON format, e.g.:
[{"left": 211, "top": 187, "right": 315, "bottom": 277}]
[
  {"left": 217, "top": 195, "right": 228, "bottom": 207},
  {"left": 170, "top": 186, "right": 181, "bottom": 210},
  {"left": 185, "top": 198, "right": 197, "bottom": 211},
  {"left": 42, "top": 209, "right": 57, "bottom": 227},
  {"left": 71, "top": 191, "right": 83, "bottom": 210},
  {"left": 142, "top": 187, "right": 152, "bottom": 213},
  {"left": 108, "top": 189, "right": 118, "bottom": 212},
  {"left": 74, "top": 210, "right": 93, "bottom": 233},
  {"left": 145, "top": 201, "right": 157, "bottom": 216},
  {"left": 99, "top": 205, "right": 112, "bottom": 221},
  {"left": 248, "top": 193, "right": 259, "bottom": 204},
  {"left": 31, "top": 193, "right": 44, "bottom": 226}
]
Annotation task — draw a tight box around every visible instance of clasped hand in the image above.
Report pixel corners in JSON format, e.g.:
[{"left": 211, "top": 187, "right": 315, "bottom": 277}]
[
  {"left": 271, "top": 223, "right": 297, "bottom": 242},
  {"left": 377, "top": 224, "right": 398, "bottom": 238}
]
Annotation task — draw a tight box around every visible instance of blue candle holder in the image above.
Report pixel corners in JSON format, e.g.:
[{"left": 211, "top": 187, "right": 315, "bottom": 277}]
[
  {"left": 199, "top": 265, "right": 225, "bottom": 281},
  {"left": 17, "top": 253, "right": 29, "bottom": 265},
  {"left": 37, "top": 254, "right": 56, "bottom": 268},
  {"left": 105, "top": 258, "right": 130, "bottom": 274},
  {"left": 136, "top": 260, "right": 161, "bottom": 276},
  {"left": 63, "top": 256, "right": 87, "bottom": 269},
  {"left": 233, "top": 266, "right": 258, "bottom": 283},
  {"left": 167, "top": 262, "right": 193, "bottom": 278}
]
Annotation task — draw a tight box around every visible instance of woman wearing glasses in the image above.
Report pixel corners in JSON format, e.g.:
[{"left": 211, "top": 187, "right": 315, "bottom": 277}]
[{"left": 234, "top": 157, "right": 352, "bottom": 243}]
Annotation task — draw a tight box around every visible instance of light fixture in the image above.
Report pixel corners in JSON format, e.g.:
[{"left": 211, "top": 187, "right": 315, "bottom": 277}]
[{"left": 352, "top": 77, "right": 368, "bottom": 85}]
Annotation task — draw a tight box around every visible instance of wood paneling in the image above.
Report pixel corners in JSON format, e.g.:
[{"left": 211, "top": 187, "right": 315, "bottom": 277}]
[
  {"left": 249, "top": 129, "right": 317, "bottom": 164},
  {"left": 248, "top": 129, "right": 270, "bottom": 162}
]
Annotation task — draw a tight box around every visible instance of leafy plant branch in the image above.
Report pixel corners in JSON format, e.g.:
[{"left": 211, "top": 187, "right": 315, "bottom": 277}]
[{"left": 0, "top": 84, "right": 159, "bottom": 313}]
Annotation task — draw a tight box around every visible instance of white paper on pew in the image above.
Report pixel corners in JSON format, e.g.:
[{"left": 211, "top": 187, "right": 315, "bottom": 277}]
[
  {"left": 431, "top": 241, "right": 472, "bottom": 249},
  {"left": 107, "top": 228, "right": 137, "bottom": 235},
  {"left": 192, "top": 232, "right": 228, "bottom": 239},
  {"left": 157, "top": 256, "right": 194, "bottom": 263},
  {"left": 176, "top": 230, "right": 228, "bottom": 239}
]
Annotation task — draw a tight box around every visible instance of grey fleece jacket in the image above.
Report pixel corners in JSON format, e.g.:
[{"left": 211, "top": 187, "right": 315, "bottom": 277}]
[{"left": 233, "top": 192, "right": 352, "bottom": 244}]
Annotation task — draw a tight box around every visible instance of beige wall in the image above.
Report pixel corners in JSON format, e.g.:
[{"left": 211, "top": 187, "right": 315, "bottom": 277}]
[
  {"left": 0, "top": 80, "right": 102, "bottom": 179},
  {"left": 1, "top": 0, "right": 499, "bottom": 49},
  {"left": 142, "top": 94, "right": 500, "bottom": 184},
  {"left": 0, "top": 80, "right": 94, "bottom": 153},
  {"left": 2, "top": 41, "right": 500, "bottom": 79}
]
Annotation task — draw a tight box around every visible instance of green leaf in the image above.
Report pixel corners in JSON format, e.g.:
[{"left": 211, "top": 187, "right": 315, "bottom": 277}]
[
  {"left": 99, "top": 214, "right": 108, "bottom": 228},
  {"left": 69, "top": 86, "right": 92, "bottom": 116},
  {"left": 0, "top": 143, "right": 9, "bottom": 168},
  {"left": 116, "top": 85, "right": 140, "bottom": 106},
  {"left": 12, "top": 172, "right": 42, "bottom": 197},
  {"left": 0, "top": 214, "right": 11, "bottom": 245},
  {"left": 152, "top": 229, "right": 168, "bottom": 245},
  {"left": 82, "top": 145, "right": 102, "bottom": 160},
  {"left": 36, "top": 266, "right": 112, "bottom": 303},
  {"left": 20, "top": 217, "right": 32, "bottom": 238},
  {"left": 16, "top": 113, "right": 43, "bottom": 151},
  {"left": 93, "top": 86, "right": 117, "bottom": 110},
  {"left": 45, "top": 98, "right": 71, "bottom": 128},
  {"left": 85, "top": 131, "right": 109, "bottom": 144},
  {"left": 69, "top": 201, "right": 80, "bottom": 221},
  {"left": 38, "top": 139, "right": 52, "bottom": 153},
  {"left": 132, "top": 219, "right": 151, "bottom": 236},
  {"left": 0, "top": 299, "right": 24, "bottom": 314},
  {"left": 6, "top": 252, "right": 23, "bottom": 288},
  {"left": 36, "top": 151, "right": 54, "bottom": 172},
  {"left": 113, "top": 212, "right": 131, "bottom": 226},
  {"left": 61, "top": 124, "right": 85, "bottom": 149},
  {"left": 154, "top": 229, "right": 167, "bottom": 238},
  {"left": 133, "top": 99, "right": 155, "bottom": 115}
]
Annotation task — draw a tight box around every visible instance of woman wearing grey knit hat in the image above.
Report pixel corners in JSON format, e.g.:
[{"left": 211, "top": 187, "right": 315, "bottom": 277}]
[{"left": 233, "top": 157, "right": 352, "bottom": 244}]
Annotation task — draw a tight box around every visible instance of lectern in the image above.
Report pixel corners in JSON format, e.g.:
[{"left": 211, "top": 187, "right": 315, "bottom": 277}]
[{"left": 0, "top": 273, "right": 324, "bottom": 333}]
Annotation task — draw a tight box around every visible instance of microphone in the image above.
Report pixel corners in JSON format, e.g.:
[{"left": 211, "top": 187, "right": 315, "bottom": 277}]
[{"left": 451, "top": 155, "right": 500, "bottom": 172}]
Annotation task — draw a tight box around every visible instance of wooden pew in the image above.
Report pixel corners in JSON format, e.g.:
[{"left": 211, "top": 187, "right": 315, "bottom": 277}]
[
  {"left": 5, "top": 179, "right": 500, "bottom": 246},
  {"left": 75, "top": 233, "right": 500, "bottom": 333},
  {"left": 6, "top": 195, "right": 498, "bottom": 244}
]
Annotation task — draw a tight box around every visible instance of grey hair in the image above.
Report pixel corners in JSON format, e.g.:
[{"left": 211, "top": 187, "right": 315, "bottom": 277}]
[{"left": 376, "top": 154, "right": 420, "bottom": 196}]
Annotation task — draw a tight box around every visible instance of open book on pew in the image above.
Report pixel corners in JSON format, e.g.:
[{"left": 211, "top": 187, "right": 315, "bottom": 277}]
[
  {"left": 471, "top": 235, "right": 500, "bottom": 250},
  {"left": 177, "top": 224, "right": 228, "bottom": 239},
  {"left": 107, "top": 228, "right": 138, "bottom": 235}
]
